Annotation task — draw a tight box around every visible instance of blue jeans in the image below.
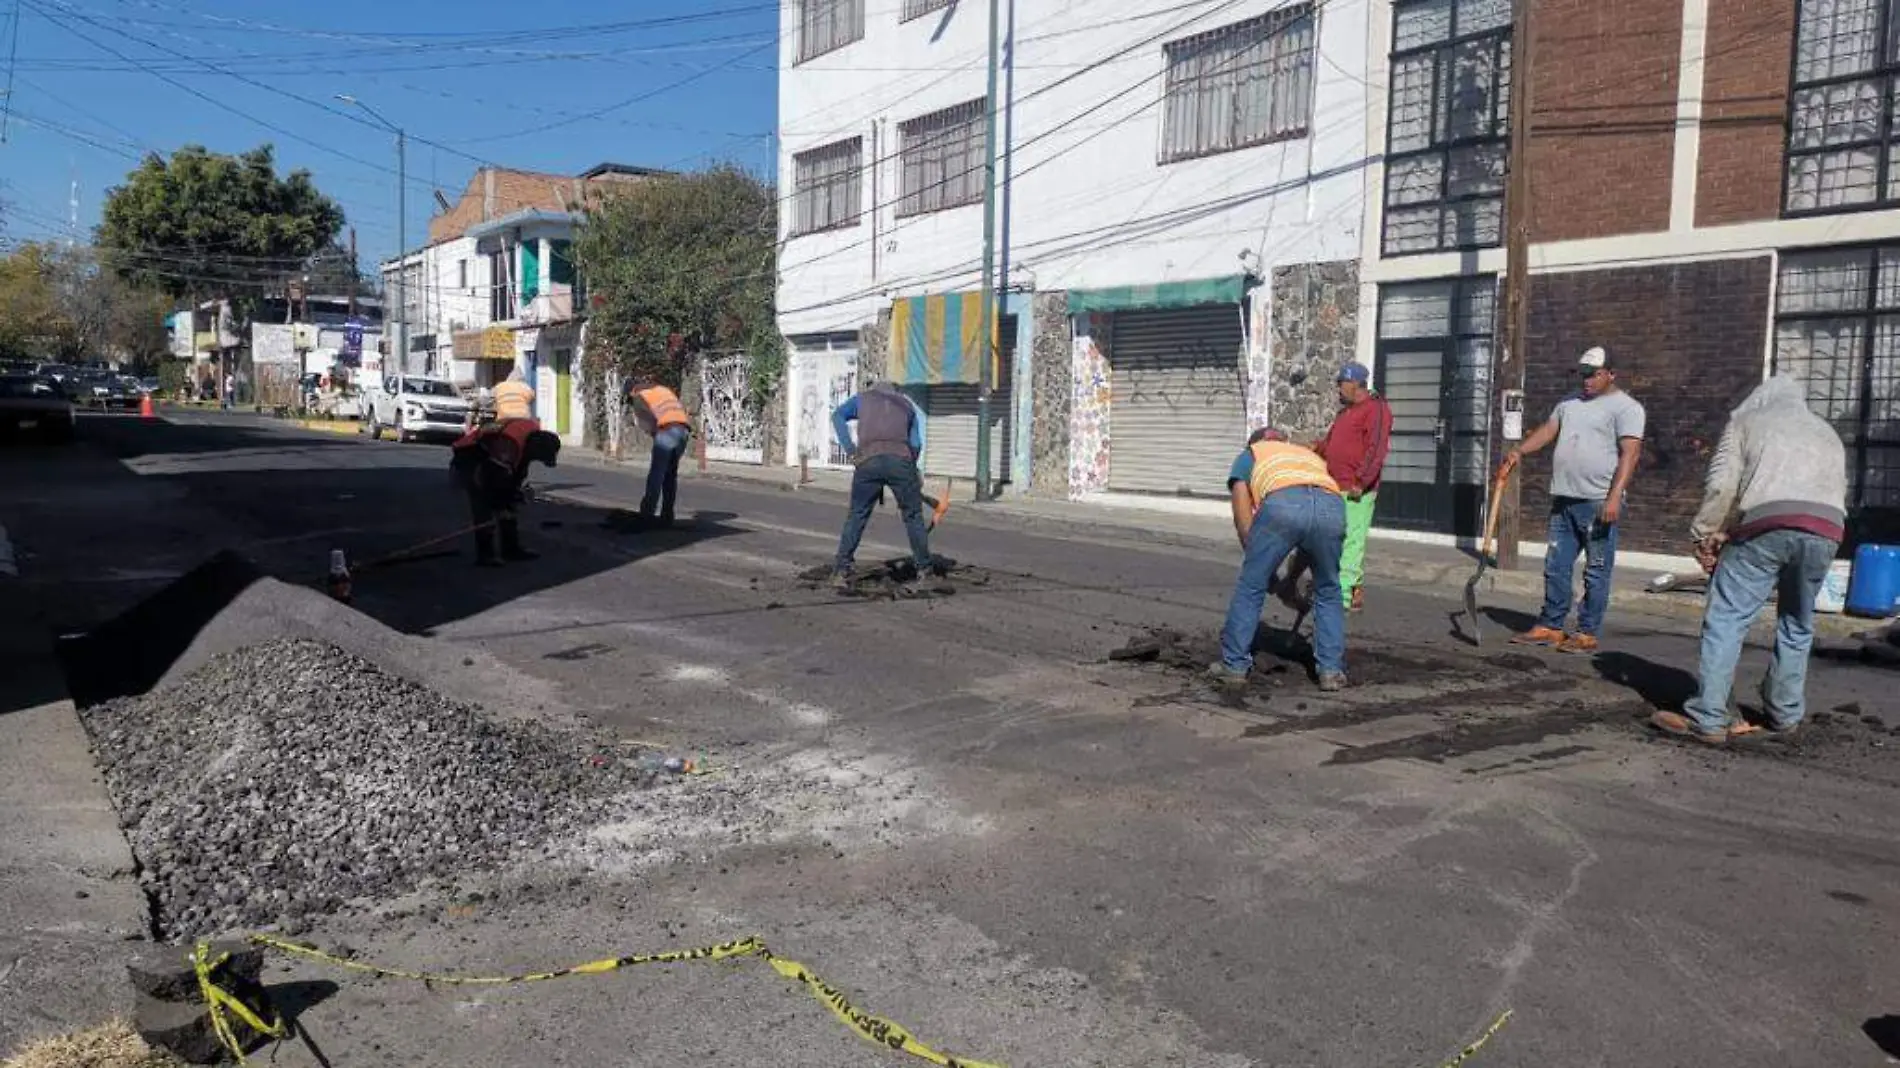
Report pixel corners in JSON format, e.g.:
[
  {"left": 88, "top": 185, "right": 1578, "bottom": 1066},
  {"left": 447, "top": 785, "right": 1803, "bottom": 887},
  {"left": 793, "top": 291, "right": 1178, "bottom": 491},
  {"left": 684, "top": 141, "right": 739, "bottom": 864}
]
[
  {"left": 1538, "top": 496, "right": 1619, "bottom": 636},
  {"left": 641, "top": 425, "right": 689, "bottom": 519},
  {"left": 1219, "top": 486, "right": 1347, "bottom": 677},
  {"left": 1684, "top": 529, "right": 1837, "bottom": 734},
  {"left": 834, "top": 453, "right": 932, "bottom": 573}
]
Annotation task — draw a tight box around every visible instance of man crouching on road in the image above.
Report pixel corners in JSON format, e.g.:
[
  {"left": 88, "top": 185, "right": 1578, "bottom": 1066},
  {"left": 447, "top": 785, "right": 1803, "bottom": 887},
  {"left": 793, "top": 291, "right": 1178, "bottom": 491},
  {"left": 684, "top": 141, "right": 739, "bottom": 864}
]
[
  {"left": 450, "top": 418, "right": 561, "bottom": 567},
  {"left": 1650, "top": 375, "right": 1846, "bottom": 744},
  {"left": 830, "top": 381, "right": 934, "bottom": 594},
  {"left": 1208, "top": 428, "right": 1350, "bottom": 693}
]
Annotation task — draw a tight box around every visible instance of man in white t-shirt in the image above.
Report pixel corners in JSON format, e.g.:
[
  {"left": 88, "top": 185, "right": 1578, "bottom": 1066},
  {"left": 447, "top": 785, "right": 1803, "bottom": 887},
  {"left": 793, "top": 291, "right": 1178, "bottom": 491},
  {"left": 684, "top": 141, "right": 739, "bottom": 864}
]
[{"left": 1503, "top": 345, "right": 1646, "bottom": 655}]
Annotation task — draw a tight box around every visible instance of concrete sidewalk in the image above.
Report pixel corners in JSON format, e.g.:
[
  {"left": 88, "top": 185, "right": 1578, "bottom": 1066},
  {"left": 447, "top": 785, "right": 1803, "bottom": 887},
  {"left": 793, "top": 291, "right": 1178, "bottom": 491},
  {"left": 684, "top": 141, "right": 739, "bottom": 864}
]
[
  {"left": 567, "top": 446, "right": 1893, "bottom": 637},
  {"left": 0, "top": 577, "right": 149, "bottom": 1055}
]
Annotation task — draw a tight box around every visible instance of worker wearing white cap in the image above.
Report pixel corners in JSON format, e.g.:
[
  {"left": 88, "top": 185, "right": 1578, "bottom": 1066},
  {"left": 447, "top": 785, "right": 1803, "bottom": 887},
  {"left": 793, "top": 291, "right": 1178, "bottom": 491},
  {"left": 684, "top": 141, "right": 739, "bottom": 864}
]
[{"left": 1501, "top": 345, "right": 1647, "bottom": 655}]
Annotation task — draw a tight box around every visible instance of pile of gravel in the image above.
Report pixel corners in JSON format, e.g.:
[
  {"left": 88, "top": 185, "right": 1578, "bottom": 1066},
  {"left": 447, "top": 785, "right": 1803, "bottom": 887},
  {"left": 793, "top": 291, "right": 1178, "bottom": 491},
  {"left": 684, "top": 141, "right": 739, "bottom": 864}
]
[{"left": 79, "top": 638, "right": 637, "bottom": 940}]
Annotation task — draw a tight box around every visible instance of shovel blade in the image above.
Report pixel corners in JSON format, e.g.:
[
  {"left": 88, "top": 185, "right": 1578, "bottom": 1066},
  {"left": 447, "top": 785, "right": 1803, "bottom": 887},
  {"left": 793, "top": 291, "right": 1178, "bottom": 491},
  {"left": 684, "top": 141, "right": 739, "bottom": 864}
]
[{"left": 1461, "top": 559, "right": 1490, "bottom": 645}]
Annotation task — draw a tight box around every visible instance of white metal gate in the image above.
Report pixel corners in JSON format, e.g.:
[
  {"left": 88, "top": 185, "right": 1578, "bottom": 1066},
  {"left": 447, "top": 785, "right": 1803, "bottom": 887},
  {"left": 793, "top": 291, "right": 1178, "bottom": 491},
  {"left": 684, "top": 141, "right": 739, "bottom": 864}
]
[
  {"left": 1107, "top": 305, "right": 1247, "bottom": 496},
  {"left": 700, "top": 353, "right": 764, "bottom": 464},
  {"left": 788, "top": 344, "right": 859, "bottom": 470}
]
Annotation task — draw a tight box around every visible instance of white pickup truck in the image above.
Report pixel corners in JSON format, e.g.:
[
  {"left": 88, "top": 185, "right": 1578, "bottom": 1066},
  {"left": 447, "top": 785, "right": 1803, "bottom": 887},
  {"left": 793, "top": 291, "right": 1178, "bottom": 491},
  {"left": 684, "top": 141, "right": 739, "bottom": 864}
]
[{"left": 363, "top": 374, "right": 472, "bottom": 443}]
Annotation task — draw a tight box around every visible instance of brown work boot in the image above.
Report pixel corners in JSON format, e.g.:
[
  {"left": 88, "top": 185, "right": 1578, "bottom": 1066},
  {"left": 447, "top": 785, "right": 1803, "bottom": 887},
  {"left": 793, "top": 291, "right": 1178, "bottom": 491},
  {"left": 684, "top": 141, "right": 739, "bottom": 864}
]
[
  {"left": 1555, "top": 633, "right": 1599, "bottom": 655},
  {"left": 1348, "top": 587, "right": 1364, "bottom": 613},
  {"left": 1509, "top": 625, "right": 1566, "bottom": 647}
]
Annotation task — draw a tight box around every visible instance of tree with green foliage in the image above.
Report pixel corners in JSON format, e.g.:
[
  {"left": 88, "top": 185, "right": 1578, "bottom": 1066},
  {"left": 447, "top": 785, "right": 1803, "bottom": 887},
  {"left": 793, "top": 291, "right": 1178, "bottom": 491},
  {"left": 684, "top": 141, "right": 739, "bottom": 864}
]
[
  {"left": 573, "top": 165, "right": 783, "bottom": 439},
  {"left": 0, "top": 242, "right": 174, "bottom": 364},
  {"left": 96, "top": 144, "right": 344, "bottom": 304}
]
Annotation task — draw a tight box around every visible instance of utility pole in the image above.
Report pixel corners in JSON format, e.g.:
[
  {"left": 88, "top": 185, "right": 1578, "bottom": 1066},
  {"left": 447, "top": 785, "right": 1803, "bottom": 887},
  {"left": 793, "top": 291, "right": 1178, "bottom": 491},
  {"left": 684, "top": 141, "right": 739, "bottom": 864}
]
[
  {"left": 347, "top": 227, "right": 358, "bottom": 319},
  {"left": 337, "top": 95, "right": 405, "bottom": 373},
  {"left": 396, "top": 127, "right": 407, "bottom": 374},
  {"left": 973, "top": 0, "right": 1002, "bottom": 502},
  {"left": 1495, "top": 0, "right": 1534, "bottom": 570}
]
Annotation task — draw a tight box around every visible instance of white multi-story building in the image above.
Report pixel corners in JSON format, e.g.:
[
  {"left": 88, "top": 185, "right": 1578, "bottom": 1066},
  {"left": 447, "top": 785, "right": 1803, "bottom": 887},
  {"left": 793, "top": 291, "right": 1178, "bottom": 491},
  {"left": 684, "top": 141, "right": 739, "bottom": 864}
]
[{"left": 776, "top": 0, "right": 1373, "bottom": 500}]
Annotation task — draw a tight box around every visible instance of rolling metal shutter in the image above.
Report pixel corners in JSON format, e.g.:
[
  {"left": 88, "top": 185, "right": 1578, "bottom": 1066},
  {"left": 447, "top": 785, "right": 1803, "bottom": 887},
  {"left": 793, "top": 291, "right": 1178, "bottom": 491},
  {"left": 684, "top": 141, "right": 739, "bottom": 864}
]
[
  {"left": 1107, "top": 305, "right": 1247, "bottom": 495},
  {"left": 919, "top": 369, "right": 1012, "bottom": 485}
]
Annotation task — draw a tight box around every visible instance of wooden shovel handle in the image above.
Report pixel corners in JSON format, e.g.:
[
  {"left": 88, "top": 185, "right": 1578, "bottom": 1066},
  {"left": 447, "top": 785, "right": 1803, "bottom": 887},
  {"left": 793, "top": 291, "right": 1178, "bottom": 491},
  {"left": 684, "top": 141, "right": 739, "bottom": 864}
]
[{"left": 1481, "top": 455, "right": 1519, "bottom": 560}]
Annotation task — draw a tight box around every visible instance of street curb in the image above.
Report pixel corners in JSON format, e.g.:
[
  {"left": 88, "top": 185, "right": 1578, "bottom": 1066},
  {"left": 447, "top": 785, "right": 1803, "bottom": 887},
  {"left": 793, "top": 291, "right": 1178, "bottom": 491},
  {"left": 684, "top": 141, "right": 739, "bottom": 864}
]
[{"left": 290, "top": 419, "right": 364, "bottom": 438}]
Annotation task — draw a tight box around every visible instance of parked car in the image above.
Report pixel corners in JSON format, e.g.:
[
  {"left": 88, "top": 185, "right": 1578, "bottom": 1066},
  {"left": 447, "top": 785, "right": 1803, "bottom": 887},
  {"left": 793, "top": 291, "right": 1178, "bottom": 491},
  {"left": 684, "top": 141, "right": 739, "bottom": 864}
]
[
  {"left": 74, "top": 373, "right": 140, "bottom": 410},
  {"left": 363, "top": 374, "right": 471, "bottom": 443},
  {"left": 137, "top": 377, "right": 161, "bottom": 395},
  {"left": 0, "top": 375, "right": 77, "bottom": 442}
]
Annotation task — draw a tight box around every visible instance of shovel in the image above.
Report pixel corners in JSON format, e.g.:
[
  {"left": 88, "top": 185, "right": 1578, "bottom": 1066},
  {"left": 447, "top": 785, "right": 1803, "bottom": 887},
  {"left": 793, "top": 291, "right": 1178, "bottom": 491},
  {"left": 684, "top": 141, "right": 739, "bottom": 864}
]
[{"left": 1462, "top": 457, "right": 1519, "bottom": 645}]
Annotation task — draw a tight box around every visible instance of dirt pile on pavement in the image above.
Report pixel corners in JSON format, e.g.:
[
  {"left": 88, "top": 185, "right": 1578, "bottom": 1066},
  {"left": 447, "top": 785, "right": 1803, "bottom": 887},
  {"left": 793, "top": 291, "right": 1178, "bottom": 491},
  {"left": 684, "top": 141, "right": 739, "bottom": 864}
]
[
  {"left": 79, "top": 638, "right": 639, "bottom": 940},
  {"left": 796, "top": 556, "right": 990, "bottom": 599},
  {"left": 1109, "top": 626, "right": 1493, "bottom": 688}
]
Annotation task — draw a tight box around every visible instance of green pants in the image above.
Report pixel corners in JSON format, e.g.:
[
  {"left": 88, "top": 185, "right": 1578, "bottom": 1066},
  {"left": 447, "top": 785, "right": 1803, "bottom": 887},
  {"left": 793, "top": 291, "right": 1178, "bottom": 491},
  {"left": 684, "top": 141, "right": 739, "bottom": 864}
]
[{"left": 1340, "top": 491, "right": 1377, "bottom": 592}]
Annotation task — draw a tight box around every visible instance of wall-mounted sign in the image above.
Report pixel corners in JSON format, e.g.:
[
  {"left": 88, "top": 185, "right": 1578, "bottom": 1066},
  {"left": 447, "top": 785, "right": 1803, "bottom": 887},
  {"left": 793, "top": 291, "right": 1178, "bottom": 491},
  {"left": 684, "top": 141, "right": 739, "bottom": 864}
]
[{"left": 481, "top": 325, "right": 514, "bottom": 360}]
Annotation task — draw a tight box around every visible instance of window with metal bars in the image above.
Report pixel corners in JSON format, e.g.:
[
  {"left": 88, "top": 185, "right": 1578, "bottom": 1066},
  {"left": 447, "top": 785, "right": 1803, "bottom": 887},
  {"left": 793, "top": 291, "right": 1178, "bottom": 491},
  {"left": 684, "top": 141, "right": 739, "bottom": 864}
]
[
  {"left": 1783, "top": 0, "right": 1900, "bottom": 214},
  {"left": 897, "top": 98, "right": 986, "bottom": 217},
  {"left": 1381, "top": 0, "right": 1513, "bottom": 257},
  {"left": 798, "top": 0, "right": 864, "bottom": 63},
  {"left": 791, "top": 138, "right": 864, "bottom": 236},
  {"left": 1774, "top": 246, "right": 1900, "bottom": 512},
  {"left": 1160, "top": 5, "right": 1316, "bottom": 163},
  {"left": 901, "top": 0, "right": 953, "bottom": 22}
]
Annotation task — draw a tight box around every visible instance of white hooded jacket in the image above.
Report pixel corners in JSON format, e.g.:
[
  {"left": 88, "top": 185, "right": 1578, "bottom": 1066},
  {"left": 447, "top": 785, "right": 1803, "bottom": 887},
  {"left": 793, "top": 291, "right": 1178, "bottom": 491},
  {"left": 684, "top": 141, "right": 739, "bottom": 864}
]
[{"left": 1689, "top": 374, "right": 1847, "bottom": 543}]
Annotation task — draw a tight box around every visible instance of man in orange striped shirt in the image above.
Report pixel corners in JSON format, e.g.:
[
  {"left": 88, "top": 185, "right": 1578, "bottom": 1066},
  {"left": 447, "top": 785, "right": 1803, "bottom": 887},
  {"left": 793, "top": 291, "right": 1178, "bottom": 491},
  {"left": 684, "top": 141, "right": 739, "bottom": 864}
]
[{"left": 1208, "top": 428, "right": 1350, "bottom": 693}]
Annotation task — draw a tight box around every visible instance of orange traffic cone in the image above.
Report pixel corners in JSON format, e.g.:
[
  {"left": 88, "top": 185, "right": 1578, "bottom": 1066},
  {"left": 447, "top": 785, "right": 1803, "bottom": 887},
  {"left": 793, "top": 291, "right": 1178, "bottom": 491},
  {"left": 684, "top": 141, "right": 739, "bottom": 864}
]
[{"left": 138, "top": 392, "right": 155, "bottom": 420}]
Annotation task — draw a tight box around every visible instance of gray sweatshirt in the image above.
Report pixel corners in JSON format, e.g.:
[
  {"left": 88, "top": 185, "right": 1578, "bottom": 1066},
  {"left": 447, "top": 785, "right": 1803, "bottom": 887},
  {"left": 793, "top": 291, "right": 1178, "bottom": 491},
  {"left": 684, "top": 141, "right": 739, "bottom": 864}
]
[{"left": 1689, "top": 374, "right": 1847, "bottom": 544}]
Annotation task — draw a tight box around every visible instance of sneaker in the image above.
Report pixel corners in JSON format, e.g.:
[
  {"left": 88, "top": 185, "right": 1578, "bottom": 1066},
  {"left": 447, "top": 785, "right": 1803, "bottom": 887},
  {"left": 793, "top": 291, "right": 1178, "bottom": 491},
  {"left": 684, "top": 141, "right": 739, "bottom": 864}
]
[
  {"left": 1205, "top": 662, "right": 1250, "bottom": 687},
  {"left": 1317, "top": 673, "right": 1348, "bottom": 693},
  {"left": 1555, "top": 633, "right": 1599, "bottom": 655},
  {"left": 1509, "top": 625, "right": 1566, "bottom": 647},
  {"left": 833, "top": 570, "right": 856, "bottom": 595}
]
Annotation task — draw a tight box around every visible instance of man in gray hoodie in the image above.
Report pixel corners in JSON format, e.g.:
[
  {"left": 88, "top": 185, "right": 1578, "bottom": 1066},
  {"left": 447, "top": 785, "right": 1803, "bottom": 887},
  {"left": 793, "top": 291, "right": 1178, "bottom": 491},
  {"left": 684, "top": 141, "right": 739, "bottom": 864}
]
[{"left": 1650, "top": 375, "right": 1847, "bottom": 743}]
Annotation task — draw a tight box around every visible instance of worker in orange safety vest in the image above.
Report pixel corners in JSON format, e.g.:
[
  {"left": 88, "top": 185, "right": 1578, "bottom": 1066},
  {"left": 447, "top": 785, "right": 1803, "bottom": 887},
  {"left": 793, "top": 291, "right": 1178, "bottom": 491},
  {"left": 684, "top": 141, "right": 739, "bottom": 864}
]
[
  {"left": 1207, "top": 427, "right": 1349, "bottom": 694},
  {"left": 628, "top": 377, "right": 693, "bottom": 527}
]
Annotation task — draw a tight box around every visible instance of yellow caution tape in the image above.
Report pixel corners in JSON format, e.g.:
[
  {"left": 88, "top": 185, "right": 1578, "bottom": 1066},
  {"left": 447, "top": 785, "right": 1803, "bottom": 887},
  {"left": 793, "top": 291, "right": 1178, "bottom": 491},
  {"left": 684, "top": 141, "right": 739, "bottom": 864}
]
[
  {"left": 204, "top": 933, "right": 1004, "bottom": 1068},
  {"left": 190, "top": 941, "right": 286, "bottom": 1065},
  {"left": 198, "top": 932, "right": 1511, "bottom": 1068},
  {"left": 1438, "top": 1009, "right": 1512, "bottom": 1068}
]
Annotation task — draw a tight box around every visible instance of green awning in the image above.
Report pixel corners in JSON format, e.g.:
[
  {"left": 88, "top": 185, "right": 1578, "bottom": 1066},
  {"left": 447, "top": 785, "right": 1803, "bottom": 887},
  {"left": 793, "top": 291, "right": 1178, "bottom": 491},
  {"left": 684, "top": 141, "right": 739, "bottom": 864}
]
[{"left": 1065, "top": 274, "right": 1247, "bottom": 315}]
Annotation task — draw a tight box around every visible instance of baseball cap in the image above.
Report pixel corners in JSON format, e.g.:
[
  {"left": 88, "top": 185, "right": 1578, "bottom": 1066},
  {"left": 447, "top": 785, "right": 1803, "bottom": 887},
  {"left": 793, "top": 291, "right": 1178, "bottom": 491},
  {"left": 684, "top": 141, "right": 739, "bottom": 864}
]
[
  {"left": 1578, "top": 346, "right": 1610, "bottom": 372},
  {"left": 1336, "top": 363, "right": 1371, "bottom": 385}
]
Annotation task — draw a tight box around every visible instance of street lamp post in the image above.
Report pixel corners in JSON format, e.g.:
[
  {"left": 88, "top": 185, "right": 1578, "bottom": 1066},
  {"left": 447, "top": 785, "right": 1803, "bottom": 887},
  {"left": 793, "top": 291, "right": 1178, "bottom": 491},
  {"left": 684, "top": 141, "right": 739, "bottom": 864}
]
[{"left": 337, "top": 95, "right": 407, "bottom": 374}]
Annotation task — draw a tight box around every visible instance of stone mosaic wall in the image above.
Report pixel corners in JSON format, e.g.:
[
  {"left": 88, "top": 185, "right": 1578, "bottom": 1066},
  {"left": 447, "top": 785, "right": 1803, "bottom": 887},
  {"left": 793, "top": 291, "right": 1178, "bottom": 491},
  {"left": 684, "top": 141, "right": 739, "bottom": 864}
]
[
  {"left": 1028, "top": 291, "right": 1072, "bottom": 499},
  {"left": 1268, "top": 260, "right": 1360, "bottom": 443},
  {"left": 856, "top": 312, "right": 891, "bottom": 390},
  {"left": 1068, "top": 313, "right": 1111, "bottom": 496},
  {"left": 1245, "top": 287, "right": 1272, "bottom": 432}
]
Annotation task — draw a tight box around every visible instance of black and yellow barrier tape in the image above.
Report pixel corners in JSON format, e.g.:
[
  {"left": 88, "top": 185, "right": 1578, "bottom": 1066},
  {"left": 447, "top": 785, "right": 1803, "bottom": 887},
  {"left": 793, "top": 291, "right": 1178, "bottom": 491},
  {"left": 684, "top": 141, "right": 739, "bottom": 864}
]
[
  {"left": 195, "top": 933, "right": 1512, "bottom": 1068},
  {"left": 1441, "top": 1010, "right": 1513, "bottom": 1068},
  {"left": 191, "top": 941, "right": 287, "bottom": 1059},
  {"left": 195, "top": 933, "right": 1005, "bottom": 1068}
]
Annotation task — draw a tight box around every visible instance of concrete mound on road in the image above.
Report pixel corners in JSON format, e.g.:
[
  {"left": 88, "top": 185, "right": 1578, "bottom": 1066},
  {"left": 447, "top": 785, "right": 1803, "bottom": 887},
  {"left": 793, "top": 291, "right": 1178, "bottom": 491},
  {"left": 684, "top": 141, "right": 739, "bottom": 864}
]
[
  {"left": 81, "top": 638, "right": 640, "bottom": 941},
  {"left": 57, "top": 550, "right": 562, "bottom": 724}
]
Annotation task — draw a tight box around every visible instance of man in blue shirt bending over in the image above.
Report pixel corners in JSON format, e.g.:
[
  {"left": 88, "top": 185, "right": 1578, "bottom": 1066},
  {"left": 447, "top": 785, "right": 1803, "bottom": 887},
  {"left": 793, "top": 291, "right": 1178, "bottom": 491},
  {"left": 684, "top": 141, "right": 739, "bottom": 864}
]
[{"left": 832, "top": 381, "right": 937, "bottom": 591}]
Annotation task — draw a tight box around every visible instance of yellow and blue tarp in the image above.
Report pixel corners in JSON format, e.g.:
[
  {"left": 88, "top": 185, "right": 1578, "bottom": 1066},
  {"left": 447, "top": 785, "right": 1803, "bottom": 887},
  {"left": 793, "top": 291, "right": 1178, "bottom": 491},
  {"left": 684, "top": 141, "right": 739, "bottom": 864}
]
[{"left": 887, "top": 291, "right": 1000, "bottom": 386}]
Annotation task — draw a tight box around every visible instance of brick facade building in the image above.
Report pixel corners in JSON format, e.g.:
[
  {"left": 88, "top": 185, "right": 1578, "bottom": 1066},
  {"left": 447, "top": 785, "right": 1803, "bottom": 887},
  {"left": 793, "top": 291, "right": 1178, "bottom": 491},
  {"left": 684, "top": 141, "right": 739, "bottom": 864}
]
[{"left": 1358, "top": 0, "right": 1900, "bottom": 554}]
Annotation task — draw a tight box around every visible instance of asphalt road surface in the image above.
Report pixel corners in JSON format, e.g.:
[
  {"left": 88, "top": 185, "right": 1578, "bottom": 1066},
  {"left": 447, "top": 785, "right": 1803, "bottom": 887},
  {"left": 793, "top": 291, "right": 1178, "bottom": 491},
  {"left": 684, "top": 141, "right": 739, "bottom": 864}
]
[{"left": 5, "top": 409, "right": 1898, "bottom": 1068}]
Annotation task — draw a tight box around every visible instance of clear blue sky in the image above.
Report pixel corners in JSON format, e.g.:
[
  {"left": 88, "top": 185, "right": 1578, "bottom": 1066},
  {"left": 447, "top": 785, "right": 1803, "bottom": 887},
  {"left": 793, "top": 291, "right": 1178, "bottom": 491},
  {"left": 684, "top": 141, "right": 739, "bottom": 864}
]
[{"left": 0, "top": 0, "right": 779, "bottom": 268}]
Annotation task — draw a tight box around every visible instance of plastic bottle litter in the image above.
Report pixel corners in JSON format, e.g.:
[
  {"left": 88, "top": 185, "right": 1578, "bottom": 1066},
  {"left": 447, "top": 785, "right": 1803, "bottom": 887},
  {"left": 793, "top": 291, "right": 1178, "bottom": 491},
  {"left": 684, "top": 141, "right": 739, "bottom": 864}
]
[{"left": 326, "top": 549, "right": 353, "bottom": 603}]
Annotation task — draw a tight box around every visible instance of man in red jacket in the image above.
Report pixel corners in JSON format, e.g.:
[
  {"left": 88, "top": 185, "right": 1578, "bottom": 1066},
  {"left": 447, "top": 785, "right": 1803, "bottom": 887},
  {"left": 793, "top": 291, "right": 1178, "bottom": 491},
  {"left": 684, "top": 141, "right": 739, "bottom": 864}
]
[{"left": 1281, "top": 363, "right": 1393, "bottom": 613}]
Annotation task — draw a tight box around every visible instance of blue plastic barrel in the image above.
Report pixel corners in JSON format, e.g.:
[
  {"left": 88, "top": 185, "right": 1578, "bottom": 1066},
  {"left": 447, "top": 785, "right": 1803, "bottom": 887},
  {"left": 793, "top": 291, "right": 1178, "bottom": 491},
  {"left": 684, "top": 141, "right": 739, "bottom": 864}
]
[{"left": 1846, "top": 543, "right": 1900, "bottom": 618}]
